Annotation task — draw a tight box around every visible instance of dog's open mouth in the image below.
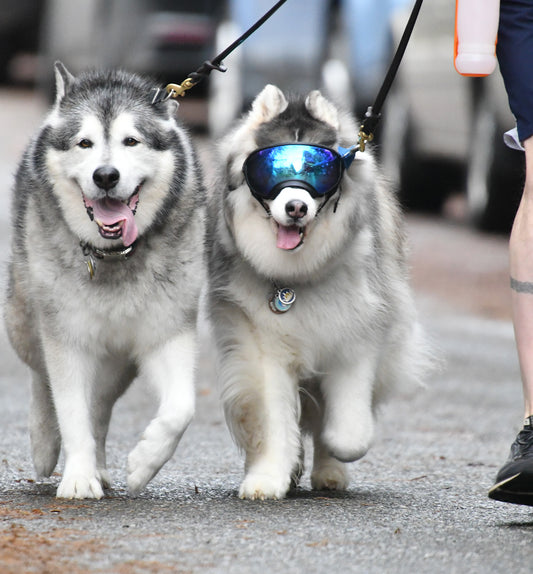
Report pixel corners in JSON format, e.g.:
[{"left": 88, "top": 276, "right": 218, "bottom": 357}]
[
  {"left": 276, "top": 224, "right": 305, "bottom": 251},
  {"left": 83, "top": 188, "right": 141, "bottom": 246}
]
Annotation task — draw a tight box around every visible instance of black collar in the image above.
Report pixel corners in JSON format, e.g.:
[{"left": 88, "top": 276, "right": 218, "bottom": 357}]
[
  {"left": 80, "top": 240, "right": 137, "bottom": 261},
  {"left": 80, "top": 240, "right": 137, "bottom": 279}
]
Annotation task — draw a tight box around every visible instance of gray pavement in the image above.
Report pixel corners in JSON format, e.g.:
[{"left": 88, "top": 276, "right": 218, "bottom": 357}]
[{"left": 1, "top": 90, "right": 532, "bottom": 574}]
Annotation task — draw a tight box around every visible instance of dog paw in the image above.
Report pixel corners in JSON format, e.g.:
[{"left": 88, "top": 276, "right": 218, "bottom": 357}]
[
  {"left": 311, "top": 462, "right": 349, "bottom": 491},
  {"left": 239, "top": 472, "right": 291, "bottom": 500},
  {"left": 32, "top": 434, "right": 61, "bottom": 479},
  {"left": 322, "top": 421, "right": 373, "bottom": 463},
  {"left": 127, "top": 414, "right": 188, "bottom": 495},
  {"left": 127, "top": 466, "right": 155, "bottom": 496},
  {"left": 325, "top": 439, "right": 370, "bottom": 463},
  {"left": 127, "top": 444, "right": 160, "bottom": 496},
  {"left": 56, "top": 473, "right": 104, "bottom": 500},
  {"left": 33, "top": 448, "right": 60, "bottom": 479}
]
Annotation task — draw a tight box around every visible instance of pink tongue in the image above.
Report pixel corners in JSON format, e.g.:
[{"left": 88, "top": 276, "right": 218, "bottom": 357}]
[
  {"left": 92, "top": 198, "right": 138, "bottom": 246},
  {"left": 277, "top": 225, "right": 302, "bottom": 250}
]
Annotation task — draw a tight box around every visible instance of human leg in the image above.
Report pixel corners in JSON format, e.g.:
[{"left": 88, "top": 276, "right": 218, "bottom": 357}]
[{"left": 489, "top": 136, "right": 533, "bottom": 504}]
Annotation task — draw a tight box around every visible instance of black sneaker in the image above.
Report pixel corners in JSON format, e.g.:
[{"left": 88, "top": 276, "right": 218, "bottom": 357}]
[{"left": 488, "top": 416, "right": 533, "bottom": 506}]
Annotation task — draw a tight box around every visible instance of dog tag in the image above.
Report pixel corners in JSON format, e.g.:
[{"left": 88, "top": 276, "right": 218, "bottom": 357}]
[
  {"left": 86, "top": 255, "right": 96, "bottom": 280},
  {"left": 269, "top": 287, "right": 296, "bottom": 314}
]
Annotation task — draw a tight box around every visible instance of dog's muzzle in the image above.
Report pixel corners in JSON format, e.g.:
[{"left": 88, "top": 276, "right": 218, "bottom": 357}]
[{"left": 268, "top": 187, "right": 316, "bottom": 251}]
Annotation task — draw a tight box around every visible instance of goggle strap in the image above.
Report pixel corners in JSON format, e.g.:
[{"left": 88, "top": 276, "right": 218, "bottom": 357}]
[
  {"left": 316, "top": 189, "right": 338, "bottom": 216},
  {"left": 253, "top": 194, "right": 272, "bottom": 216}
]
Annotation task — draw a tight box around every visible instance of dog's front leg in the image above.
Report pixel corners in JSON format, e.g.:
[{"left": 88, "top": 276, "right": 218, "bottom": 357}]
[
  {"left": 320, "top": 351, "right": 379, "bottom": 463},
  {"left": 41, "top": 337, "right": 103, "bottom": 499},
  {"left": 127, "top": 331, "right": 196, "bottom": 495},
  {"left": 224, "top": 355, "right": 301, "bottom": 501}
]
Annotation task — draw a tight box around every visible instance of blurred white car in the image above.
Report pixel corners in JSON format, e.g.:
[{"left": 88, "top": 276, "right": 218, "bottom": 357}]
[{"left": 380, "top": 0, "right": 523, "bottom": 232}]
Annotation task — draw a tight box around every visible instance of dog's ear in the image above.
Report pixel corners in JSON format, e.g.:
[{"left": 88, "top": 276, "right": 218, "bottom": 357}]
[
  {"left": 248, "top": 84, "right": 288, "bottom": 125},
  {"left": 161, "top": 98, "right": 180, "bottom": 119},
  {"left": 305, "top": 90, "right": 339, "bottom": 131},
  {"left": 53, "top": 61, "right": 75, "bottom": 105}
]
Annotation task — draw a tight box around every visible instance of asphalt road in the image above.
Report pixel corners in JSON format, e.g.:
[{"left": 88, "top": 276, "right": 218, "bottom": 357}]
[{"left": 1, "top": 90, "right": 532, "bottom": 574}]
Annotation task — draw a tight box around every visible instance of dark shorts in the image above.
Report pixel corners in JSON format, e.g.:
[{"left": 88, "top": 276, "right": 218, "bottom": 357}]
[{"left": 498, "top": 0, "right": 533, "bottom": 142}]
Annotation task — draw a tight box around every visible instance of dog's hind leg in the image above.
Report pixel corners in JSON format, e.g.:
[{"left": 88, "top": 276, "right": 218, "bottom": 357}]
[
  {"left": 5, "top": 278, "right": 61, "bottom": 477},
  {"left": 127, "top": 331, "right": 196, "bottom": 496},
  {"left": 300, "top": 383, "right": 349, "bottom": 491},
  {"left": 30, "top": 369, "right": 61, "bottom": 478},
  {"left": 310, "top": 439, "right": 350, "bottom": 491}
]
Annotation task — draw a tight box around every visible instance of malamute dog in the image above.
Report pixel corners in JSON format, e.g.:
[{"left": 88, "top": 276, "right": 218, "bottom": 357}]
[
  {"left": 4, "top": 63, "right": 206, "bottom": 499},
  {"left": 206, "top": 85, "right": 429, "bottom": 500}
]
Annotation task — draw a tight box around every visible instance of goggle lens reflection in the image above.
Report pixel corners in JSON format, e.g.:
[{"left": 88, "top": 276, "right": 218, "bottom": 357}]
[{"left": 243, "top": 144, "right": 344, "bottom": 199}]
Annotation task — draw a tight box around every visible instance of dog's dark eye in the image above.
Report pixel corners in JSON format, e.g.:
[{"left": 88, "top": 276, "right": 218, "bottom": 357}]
[
  {"left": 123, "top": 137, "right": 140, "bottom": 147},
  {"left": 78, "top": 139, "right": 93, "bottom": 149}
]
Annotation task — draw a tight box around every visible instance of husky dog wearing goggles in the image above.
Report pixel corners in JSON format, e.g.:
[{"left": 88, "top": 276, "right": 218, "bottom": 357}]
[{"left": 206, "top": 84, "right": 431, "bottom": 500}]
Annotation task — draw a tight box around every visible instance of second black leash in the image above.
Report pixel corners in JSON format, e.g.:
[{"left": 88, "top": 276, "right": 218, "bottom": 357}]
[{"left": 356, "top": 0, "right": 424, "bottom": 153}]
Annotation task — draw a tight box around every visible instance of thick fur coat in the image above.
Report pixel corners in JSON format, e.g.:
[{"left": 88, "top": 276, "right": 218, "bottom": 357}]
[
  {"left": 206, "top": 85, "right": 430, "bottom": 500},
  {"left": 4, "top": 63, "right": 206, "bottom": 499}
]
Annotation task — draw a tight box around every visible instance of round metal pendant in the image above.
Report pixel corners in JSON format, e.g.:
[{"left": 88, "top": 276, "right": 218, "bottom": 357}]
[{"left": 269, "top": 287, "right": 296, "bottom": 314}]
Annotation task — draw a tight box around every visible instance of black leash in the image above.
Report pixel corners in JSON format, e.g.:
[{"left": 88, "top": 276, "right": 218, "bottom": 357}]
[
  {"left": 355, "top": 0, "right": 424, "bottom": 153},
  {"left": 152, "top": 0, "right": 288, "bottom": 104},
  {"left": 153, "top": 0, "right": 424, "bottom": 160}
]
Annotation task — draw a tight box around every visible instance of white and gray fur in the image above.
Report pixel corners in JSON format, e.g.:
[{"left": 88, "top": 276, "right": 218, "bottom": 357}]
[
  {"left": 4, "top": 63, "right": 206, "bottom": 499},
  {"left": 206, "top": 85, "right": 431, "bottom": 500}
]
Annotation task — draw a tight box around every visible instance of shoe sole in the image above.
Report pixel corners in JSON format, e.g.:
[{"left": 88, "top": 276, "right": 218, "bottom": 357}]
[{"left": 488, "top": 472, "right": 533, "bottom": 506}]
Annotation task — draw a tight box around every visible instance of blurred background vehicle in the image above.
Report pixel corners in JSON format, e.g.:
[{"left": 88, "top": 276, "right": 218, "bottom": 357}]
[
  {"left": 381, "top": 0, "right": 524, "bottom": 232},
  {"left": 0, "top": 0, "right": 44, "bottom": 84},
  {"left": 0, "top": 0, "right": 523, "bottom": 232},
  {"left": 39, "top": 0, "right": 222, "bottom": 98}
]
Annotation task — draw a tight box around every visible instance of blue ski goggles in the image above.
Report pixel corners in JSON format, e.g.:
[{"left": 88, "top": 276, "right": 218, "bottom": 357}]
[{"left": 243, "top": 144, "right": 353, "bottom": 200}]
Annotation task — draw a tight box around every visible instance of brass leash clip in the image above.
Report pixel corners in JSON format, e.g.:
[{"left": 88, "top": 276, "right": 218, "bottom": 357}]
[
  {"left": 357, "top": 129, "right": 374, "bottom": 153},
  {"left": 151, "top": 78, "right": 196, "bottom": 104},
  {"left": 164, "top": 78, "right": 196, "bottom": 99}
]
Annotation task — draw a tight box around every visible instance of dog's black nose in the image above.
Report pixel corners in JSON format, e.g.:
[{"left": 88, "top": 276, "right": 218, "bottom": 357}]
[
  {"left": 285, "top": 200, "right": 308, "bottom": 220},
  {"left": 93, "top": 166, "right": 120, "bottom": 191}
]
